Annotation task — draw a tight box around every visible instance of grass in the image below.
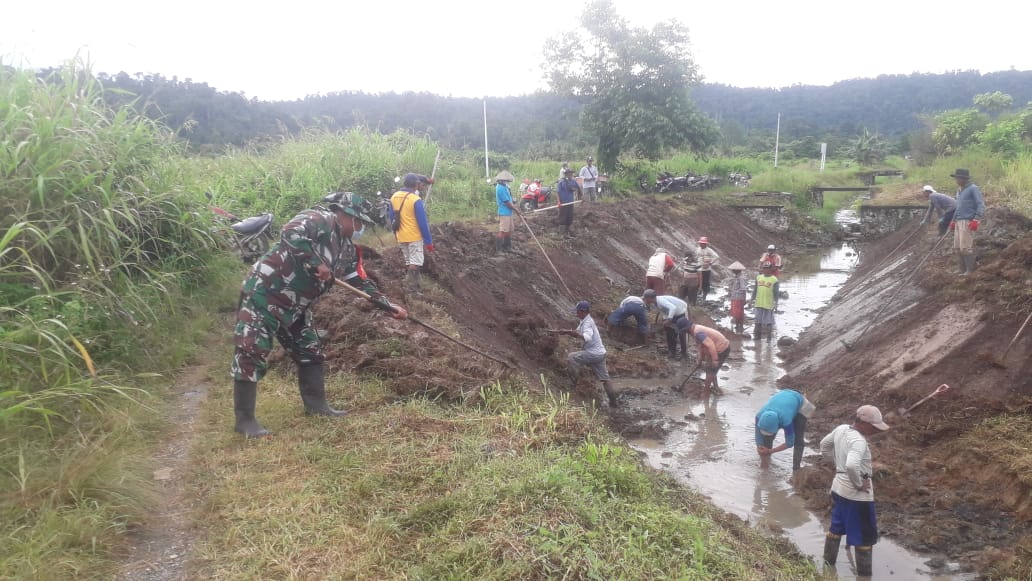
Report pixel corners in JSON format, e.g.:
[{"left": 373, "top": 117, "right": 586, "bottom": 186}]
[{"left": 189, "top": 371, "right": 819, "bottom": 580}]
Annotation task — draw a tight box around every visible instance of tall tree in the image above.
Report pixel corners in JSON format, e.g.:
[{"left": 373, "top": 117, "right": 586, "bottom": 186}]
[{"left": 542, "top": 0, "right": 718, "bottom": 170}]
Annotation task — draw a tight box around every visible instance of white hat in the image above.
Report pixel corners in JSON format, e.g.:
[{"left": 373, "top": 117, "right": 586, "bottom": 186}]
[
  {"left": 767, "top": 244, "right": 776, "bottom": 251},
  {"left": 856, "top": 405, "right": 890, "bottom": 431},
  {"left": 922, "top": 185, "right": 935, "bottom": 193},
  {"left": 728, "top": 261, "right": 745, "bottom": 270}
]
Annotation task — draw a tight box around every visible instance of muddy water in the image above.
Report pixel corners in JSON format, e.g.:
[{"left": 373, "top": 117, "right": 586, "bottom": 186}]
[{"left": 624, "top": 210, "right": 971, "bottom": 580}]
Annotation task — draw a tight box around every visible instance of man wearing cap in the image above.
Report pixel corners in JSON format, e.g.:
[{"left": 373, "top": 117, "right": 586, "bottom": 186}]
[
  {"left": 230, "top": 195, "right": 408, "bottom": 438},
  {"left": 697, "top": 237, "right": 719, "bottom": 301},
  {"left": 751, "top": 262, "right": 778, "bottom": 340},
  {"left": 754, "top": 388, "right": 812, "bottom": 470},
  {"left": 919, "top": 184, "right": 956, "bottom": 237},
  {"left": 819, "top": 405, "right": 891, "bottom": 576},
  {"left": 645, "top": 248, "right": 676, "bottom": 294},
  {"left": 726, "top": 261, "right": 749, "bottom": 334},
  {"left": 389, "top": 173, "right": 435, "bottom": 294},
  {"left": 677, "top": 251, "right": 702, "bottom": 305},
  {"left": 561, "top": 300, "right": 619, "bottom": 408},
  {"left": 643, "top": 289, "right": 691, "bottom": 359},
  {"left": 579, "top": 156, "right": 600, "bottom": 203},
  {"left": 558, "top": 161, "right": 570, "bottom": 182},
  {"left": 948, "top": 169, "right": 985, "bottom": 275},
  {"left": 556, "top": 168, "right": 582, "bottom": 238},
  {"left": 495, "top": 171, "right": 519, "bottom": 254},
  {"left": 688, "top": 322, "right": 731, "bottom": 393},
  {"left": 607, "top": 294, "right": 651, "bottom": 345},
  {"left": 759, "top": 244, "right": 783, "bottom": 278}
]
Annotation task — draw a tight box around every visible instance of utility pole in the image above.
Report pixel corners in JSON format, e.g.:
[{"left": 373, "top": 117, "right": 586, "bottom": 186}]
[
  {"left": 774, "top": 112, "right": 781, "bottom": 168},
  {"left": 483, "top": 99, "right": 490, "bottom": 179},
  {"left": 820, "top": 142, "right": 827, "bottom": 172}
]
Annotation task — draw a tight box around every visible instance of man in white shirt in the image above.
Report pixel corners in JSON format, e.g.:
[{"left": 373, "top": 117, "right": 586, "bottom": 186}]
[
  {"left": 562, "top": 300, "right": 618, "bottom": 407},
  {"left": 579, "top": 156, "right": 599, "bottom": 203},
  {"left": 696, "top": 236, "right": 719, "bottom": 300},
  {"left": 642, "top": 289, "right": 691, "bottom": 359},
  {"left": 819, "top": 405, "right": 890, "bottom": 576}
]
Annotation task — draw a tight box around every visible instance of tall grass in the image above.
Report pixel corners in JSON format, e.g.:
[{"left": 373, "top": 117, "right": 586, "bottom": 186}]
[{"left": 0, "top": 59, "right": 230, "bottom": 579}]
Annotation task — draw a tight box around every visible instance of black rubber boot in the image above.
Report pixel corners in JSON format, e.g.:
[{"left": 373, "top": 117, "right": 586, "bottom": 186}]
[
  {"left": 298, "top": 364, "right": 347, "bottom": 417},
  {"left": 665, "top": 328, "right": 677, "bottom": 357},
  {"left": 958, "top": 255, "right": 968, "bottom": 275},
  {"left": 495, "top": 237, "right": 505, "bottom": 254},
  {"left": 963, "top": 254, "right": 977, "bottom": 275},
  {"left": 822, "top": 533, "right": 841, "bottom": 566},
  {"left": 766, "top": 324, "right": 773, "bottom": 342},
  {"left": 602, "top": 381, "right": 618, "bottom": 407},
  {"left": 856, "top": 546, "right": 873, "bottom": 576},
  {"left": 504, "top": 237, "right": 515, "bottom": 253},
  {"left": 233, "top": 380, "right": 271, "bottom": 438},
  {"left": 753, "top": 324, "right": 762, "bottom": 340}
]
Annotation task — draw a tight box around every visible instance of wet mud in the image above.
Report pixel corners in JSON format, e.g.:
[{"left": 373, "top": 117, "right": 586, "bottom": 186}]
[{"left": 266, "top": 198, "right": 1030, "bottom": 579}]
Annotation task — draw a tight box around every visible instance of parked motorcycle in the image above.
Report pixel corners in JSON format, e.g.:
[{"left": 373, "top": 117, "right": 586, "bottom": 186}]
[
  {"left": 520, "top": 181, "right": 554, "bottom": 211},
  {"left": 728, "top": 171, "right": 751, "bottom": 187},
  {"left": 206, "top": 192, "right": 275, "bottom": 264}
]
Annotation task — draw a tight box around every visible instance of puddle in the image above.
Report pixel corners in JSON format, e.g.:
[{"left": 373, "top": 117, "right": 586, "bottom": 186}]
[{"left": 623, "top": 211, "right": 972, "bottom": 580}]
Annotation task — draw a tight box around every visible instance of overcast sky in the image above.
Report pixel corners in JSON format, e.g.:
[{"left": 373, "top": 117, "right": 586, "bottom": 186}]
[{"left": 3, "top": 0, "right": 1028, "bottom": 102}]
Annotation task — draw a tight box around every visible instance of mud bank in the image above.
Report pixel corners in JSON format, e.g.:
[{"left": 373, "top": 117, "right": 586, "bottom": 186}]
[{"left": 782, "top": 207, "right": 1032, "bottom": 578}]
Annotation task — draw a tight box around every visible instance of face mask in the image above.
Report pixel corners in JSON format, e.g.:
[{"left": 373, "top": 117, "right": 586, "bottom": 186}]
[{"left": 351, "top": 219, "right": 365, "bottom": 240}]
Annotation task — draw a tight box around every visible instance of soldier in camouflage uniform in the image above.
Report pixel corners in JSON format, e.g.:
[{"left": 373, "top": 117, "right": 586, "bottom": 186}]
[{"left": 231, "top": 192, "right": 408, "bottom": 438}]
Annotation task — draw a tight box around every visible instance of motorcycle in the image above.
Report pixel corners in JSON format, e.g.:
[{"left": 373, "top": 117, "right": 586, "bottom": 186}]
[
  {"left": 206, "top": 192, "right": 275, "bottom": 264},
  {"left": 728, "top": 171, "right": 751, "bottom": 187},
  {"left": 520, "top": 183, "right": 554, "bottom": 211}
]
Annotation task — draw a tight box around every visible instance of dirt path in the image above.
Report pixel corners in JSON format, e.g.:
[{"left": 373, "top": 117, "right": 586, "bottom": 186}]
[{"left": 117, "top": 337, "right": 220, "bottom": 580}]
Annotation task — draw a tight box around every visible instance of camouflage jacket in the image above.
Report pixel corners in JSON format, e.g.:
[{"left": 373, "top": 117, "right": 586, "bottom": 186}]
[{"left": 249, "top": 209, "right": 358, "bottom": 312}]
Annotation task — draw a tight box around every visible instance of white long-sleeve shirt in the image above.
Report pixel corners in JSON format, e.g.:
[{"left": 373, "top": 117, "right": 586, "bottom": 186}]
[
  {"left": 820, "top": 424, "right": 875, "bottom": 501},
  {"left": 697, "top": 247, "right": 719, "bottom": 271}
]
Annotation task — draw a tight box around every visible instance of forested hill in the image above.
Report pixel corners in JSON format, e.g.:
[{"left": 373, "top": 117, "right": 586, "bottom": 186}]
[
  {"left": 87, "top": 68, "right": 1032, "bottom": 153},
  {"left": 693, "top": 70, "right": 1032, "bottom": 138}
]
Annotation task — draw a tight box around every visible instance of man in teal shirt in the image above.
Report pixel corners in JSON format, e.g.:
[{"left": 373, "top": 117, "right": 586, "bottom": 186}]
[
  {"left": 495, "top": 170, "right": 519, "bottom": 254},
  {"left": 755, "top": 388, "right": 810, "bottom": 470}
]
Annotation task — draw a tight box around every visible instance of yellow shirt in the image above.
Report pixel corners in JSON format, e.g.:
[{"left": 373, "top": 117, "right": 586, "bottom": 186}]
[{"left": 390, "top": 190, "right": 422, "bottom": 243}]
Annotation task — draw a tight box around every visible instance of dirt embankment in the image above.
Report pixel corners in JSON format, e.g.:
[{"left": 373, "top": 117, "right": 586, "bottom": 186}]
[
  {"left": 782, "top": 207, "right": 1032, "bottom": 577},
  {"left": 272, "top": 198, "right": 800, "bottom": 404}
]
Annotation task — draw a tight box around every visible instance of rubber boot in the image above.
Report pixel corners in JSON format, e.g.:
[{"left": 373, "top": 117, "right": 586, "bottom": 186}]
[
  {"left": 665, "top": 329, "right": 678, "bottom": 358},
  {"left": 566, "top": 225, "right": 576, "bottom": 238},
  {"left": 503, "top": 236, "right": 515, "bottom": 253},
  {"left": 766, "top": 324, "right": 773, "bottom": 342},
  {"left": 822, "top": 533, "right": 841, "bottom": 566},
  {"left": 233, "top": 380, "right": 271, "bottom": 438},
  {"left": 298, "top": 363, "right": 347, "bottom": 417},
  {"left": 602, "top": 381, "right": 618, "bottom": 407},
  {"left": 963, "top": 254, "right": 977, "bottom": 275},
  {"left": 753, "top": 324, "right": 762, "bottom": 340},
  {"left": 406, "top": 269, "right": 422, "bottom": 294},
  {"left": 495, "top": 236, "right": 505, "bottom": 255},
  {"left": 958, "top": 254, "right": 968, "bottom": 275},
  {"left": 856, "top": 546, "right": 873, "bottom": 576}
]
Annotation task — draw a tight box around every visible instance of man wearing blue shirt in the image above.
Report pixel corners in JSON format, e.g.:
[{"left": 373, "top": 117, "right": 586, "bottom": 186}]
[
  {"left": 755, "top": 388, "right": 812, "bottom": 470},
  {"left": 556, "top": 168, "right": 582, "bottom": 238},
  {"left": 949, "top": 169, "right": 986, "bottom": 275},
  {"left": 562, "top": 300, "right": 618, "bottom": 407},
  {"left": 494, "top": 171, "right": 519, "bottom": 254}
]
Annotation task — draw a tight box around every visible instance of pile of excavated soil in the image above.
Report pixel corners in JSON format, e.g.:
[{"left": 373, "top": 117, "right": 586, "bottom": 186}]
[
  {"left": 269, "top": 199, "right": 792, "bottom": 405},
  {"left": 782, "top": 206, "right": 1032, "bottom": 576}
]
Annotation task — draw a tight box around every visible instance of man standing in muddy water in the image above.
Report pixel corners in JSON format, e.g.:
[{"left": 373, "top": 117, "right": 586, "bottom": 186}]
[
  {"left": 697, "top": 237, "right": 719, "bottom": 300},
  {"left": 687, "top": 322, "right": 730, "bottom": 393},
  {"left": 642, "top": 289, "right": 691, "bottom": 360},
  {"left": 754, "top": 388, "right": 812, "bottom": 470},
  {"left": 231, "top": 194, "right": 408, "bottom": 438},
  {"left": 751, "top": 262, "right": 778, "bottom": 340},
  {"left": 819, "top": 405, "right": 890, "bottom": 576},
  {"left": 949, "top": 169, "right": 985, "bottom": 275},
  {"left": 562, "top": 300, "right": 619, "bottom": 408}
]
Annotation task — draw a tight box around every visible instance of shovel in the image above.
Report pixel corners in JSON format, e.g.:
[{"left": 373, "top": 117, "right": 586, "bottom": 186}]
[{"left": 897, "top": 383, "right": 950, "bottom": 417}]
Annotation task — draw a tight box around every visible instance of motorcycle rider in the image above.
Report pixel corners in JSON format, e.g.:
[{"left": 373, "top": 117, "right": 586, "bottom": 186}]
[{"left": 231, "top": 194, "right": 408, "bottom": 438}]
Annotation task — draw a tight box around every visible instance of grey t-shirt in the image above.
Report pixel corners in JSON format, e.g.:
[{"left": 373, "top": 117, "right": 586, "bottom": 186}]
[{"left": 577, "top": 314, "right": 606, "bottom": 356}]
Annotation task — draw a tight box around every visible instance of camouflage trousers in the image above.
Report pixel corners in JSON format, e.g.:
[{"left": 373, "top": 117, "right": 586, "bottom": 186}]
[{"left": 231, "top": 276, "right": 324, "bottom": 382}]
